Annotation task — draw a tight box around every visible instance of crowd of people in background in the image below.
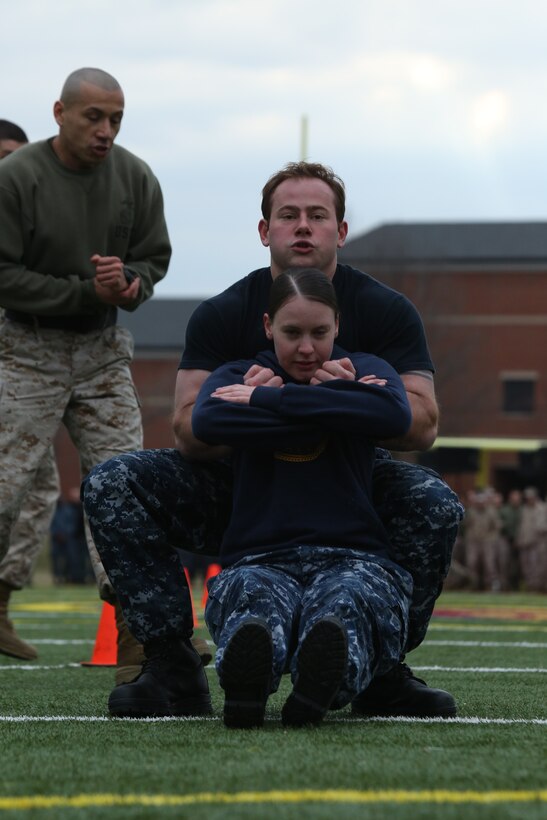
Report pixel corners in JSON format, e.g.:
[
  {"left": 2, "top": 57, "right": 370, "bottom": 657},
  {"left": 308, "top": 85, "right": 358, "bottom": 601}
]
[
  {"left": 447, "top": 486, "right": 547, "bottom": 593},
  {"left": 47, "top": 482, "right": 547, "bottom": 596}
]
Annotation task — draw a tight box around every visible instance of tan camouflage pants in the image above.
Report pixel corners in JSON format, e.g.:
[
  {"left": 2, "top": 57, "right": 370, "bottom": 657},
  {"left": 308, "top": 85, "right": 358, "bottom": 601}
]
[
  {"left": 0, "top": 320, "right": 143, "bottom": 600},
  {"left": 0, "top": 447, "right": 59, "bottom": 589}
]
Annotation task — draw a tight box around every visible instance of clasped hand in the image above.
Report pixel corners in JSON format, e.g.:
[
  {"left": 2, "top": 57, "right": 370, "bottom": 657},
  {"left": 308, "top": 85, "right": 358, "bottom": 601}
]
[
  {"left": 91, "top": 254, "right": 140, "bottom": 305},
  {"left": 212, "top": 359, "right": 387, "bottom": 405},
  {"left": 310, "top": 358, "right": 386, "bottom": 386}
]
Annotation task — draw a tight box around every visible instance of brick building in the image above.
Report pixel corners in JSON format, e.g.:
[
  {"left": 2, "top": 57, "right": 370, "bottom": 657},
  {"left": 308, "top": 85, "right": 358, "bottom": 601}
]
[
  {"left": 55, "top": 221, "right": 547, "bottom": 498},
  {"left": 339, "top": 221, "right": 547, "bottom": 495}
]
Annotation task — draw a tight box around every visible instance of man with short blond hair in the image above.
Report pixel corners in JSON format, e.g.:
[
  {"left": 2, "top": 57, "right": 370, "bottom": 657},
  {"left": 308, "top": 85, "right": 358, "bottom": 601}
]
[{"left": 84, "top": 161, "right": 463, "bottom": 721}]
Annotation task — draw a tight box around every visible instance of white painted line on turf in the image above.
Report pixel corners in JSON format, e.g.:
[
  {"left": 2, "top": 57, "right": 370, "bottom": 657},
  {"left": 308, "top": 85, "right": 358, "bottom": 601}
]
[
  {"left": 334, "top": 716, "right": 547, "bottom": 725},
  {"left": 23, "top": 639, "right": 93, "bottom": 645},
  {"left": 425, "top": 639, "right": 547, "bottom": 648},
  {"left": 0, "top": 663, "right": 83, "bottom": 671},
  {"left": 11, "top": 638, "right": 547, "bottom": 648},
  {"left": 13, "top": 637, "right": 547, "bottom": 648},
  {"left": 17, "top": 636, "right": 529, "bottom": 651},
  {"left": 0, "top": 715, "right": 216, "bottom": 722},
  {"left": 429, "top": 624, "right": 547, "bottom": 633},
  {"left": 413, "top": 665, "right": 547, "bottom": 673},
  {"left": 1, "top": 662, "right": 544, "bottom": 675},
  {"left": 0, "top": 715, "right": 545, "bottom": 725}
]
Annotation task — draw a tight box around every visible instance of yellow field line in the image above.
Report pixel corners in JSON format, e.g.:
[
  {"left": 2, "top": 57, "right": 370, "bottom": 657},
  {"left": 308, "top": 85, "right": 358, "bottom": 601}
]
[
  {"left": 0, "top": 790, "right": 545, "bottom": 810},
  {"left": 11, "top": 603, "right": 99, "bottom": 614}
]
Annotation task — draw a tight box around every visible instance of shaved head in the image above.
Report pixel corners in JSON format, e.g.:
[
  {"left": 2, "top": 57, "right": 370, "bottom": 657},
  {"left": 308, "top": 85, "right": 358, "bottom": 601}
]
[
  {"left": 52, "top": 68, "right": 125, "bottom": 170},
  {"left": 60, "top": 68, "right": 123, "bottom": 107}
]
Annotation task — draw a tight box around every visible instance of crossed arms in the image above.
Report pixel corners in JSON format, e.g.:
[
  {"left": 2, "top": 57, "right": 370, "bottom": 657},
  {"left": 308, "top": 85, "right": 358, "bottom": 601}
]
[{"left": 174, "top": 357, "right": 437, "bottom": 460}]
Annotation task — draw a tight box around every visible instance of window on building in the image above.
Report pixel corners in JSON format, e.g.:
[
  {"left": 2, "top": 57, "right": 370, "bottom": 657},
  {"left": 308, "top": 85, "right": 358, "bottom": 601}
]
[{"left": 501, "top": 374, "right": 536, "bottom": 414}]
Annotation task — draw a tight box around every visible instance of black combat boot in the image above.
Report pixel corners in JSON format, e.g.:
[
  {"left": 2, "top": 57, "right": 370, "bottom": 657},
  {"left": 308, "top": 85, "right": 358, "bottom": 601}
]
[
  {"left": 282, "top": 617, "right": 347, "bottom": 728},
  {"left": 108, "top": 634, "right": 212, "bottom": 718},
  {"left": 220, "top": 620, "right": 273, "bottom": 729},
  {"left": 351, "top": 661, "right": 457, "bottom": 718}
]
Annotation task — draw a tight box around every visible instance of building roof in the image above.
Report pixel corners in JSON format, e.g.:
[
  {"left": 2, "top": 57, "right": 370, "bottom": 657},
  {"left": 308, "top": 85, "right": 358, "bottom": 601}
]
[
  {"left": 338, "top": 221, "right": 547, "bottom": 264},
  {"left": 118, "top": 297, "right": 203, "bottom": 352},
  {"left": 122, "top": 221, "right": 547, "bottom": 350}
]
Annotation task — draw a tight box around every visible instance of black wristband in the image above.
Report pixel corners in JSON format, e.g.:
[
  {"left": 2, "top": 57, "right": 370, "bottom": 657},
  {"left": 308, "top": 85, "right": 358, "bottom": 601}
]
[{"left": 123, "top": 266, "right": 136, "bottom": 285}]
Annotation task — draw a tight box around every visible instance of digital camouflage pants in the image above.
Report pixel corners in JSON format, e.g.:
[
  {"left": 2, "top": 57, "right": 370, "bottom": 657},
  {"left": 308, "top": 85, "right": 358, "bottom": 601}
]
[
  {"left": 83, "top": 448, "right": 464, "bottom": 653},
  {"left": 205, "top": 546, "right": 412, "bottom": 707},
  {"left": 0, "top": 320, "right": 143, "bottom": 599}
]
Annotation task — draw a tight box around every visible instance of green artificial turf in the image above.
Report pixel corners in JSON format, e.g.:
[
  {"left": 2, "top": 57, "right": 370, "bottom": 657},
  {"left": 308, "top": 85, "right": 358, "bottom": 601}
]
[{"left": 0, "top": 586, "right": 545, "bottom": 820}]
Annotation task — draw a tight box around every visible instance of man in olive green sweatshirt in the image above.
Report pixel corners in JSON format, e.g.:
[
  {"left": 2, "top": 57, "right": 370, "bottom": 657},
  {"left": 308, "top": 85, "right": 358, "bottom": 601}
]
[{"left": 0, "top": 69, "right": 172, "bottom": 684}]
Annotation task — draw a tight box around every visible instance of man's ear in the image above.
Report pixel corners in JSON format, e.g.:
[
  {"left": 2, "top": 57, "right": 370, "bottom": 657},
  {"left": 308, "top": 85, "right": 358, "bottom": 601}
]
[
  {"left": 258, "top": 219, "right": 270, "bottom": 248},
  {"left": 337, "top": 220, "right": 349, "bottom": 248},
  {"left": 53, "top": 100, "right": 65, "bottom": 127}
]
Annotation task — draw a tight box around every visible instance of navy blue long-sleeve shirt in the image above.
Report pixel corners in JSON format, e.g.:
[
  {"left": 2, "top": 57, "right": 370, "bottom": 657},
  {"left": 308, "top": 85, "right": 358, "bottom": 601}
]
[{"left": 192, "top": 346, "right": 411, "bottom": 566}]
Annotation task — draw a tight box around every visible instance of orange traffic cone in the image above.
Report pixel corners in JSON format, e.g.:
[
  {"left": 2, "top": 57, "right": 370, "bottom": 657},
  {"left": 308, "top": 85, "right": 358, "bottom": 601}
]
[
  {"left": 83, "top": 571, "right": 199, "bottom": 668},
  {"left": 201, "top": 563, "right": 222, "bottom": 608},
  {"left": 81, "top": 601, "right": 117, "bottom": 667}
]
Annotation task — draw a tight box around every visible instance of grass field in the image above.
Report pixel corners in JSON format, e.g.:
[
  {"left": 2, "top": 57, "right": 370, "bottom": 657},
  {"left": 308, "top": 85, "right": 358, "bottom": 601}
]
[{"left": 0, "top": 584, "right": 545, "bottom": 819}]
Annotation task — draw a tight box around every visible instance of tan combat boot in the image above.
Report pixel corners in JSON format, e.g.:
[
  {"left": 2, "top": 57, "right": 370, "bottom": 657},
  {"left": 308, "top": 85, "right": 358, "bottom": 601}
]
[
  {"left": 114, "top": 600, "right": 213, "bottom": 686},
  {"left": 191, "top": 635, "right": 213, "bottom": 667},
  {"left": 114, "top": 600, "right": 145, "bottom": 686},
  {"left": 0, "top": 580, "right": 38, "bottom": 660}
]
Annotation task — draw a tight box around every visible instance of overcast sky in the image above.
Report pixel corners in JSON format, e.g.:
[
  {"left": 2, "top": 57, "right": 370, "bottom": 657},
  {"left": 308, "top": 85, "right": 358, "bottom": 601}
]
[{"left": 4, "top": 0, "right": 547, "bottom": 298}]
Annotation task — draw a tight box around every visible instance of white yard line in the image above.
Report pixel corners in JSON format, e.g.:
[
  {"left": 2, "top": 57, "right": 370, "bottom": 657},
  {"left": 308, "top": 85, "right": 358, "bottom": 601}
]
[
  {"left": 9, "top": 638, "right": 545, "bottom": 653},
  {"left": 0, "top": 662, "right": 544, "bottom": 674},
  {"left": 339, "top": 716, "right": 547, "bottom": 725},
  {"left": 429, "top": 624, "right": 547, "bottom": 633},
  {"left": 424, "top": 639, "right": 547, "bottom": 648},
  {"left": 0, "top": 663, "right": 84, "bottom": 671},
  {"left": 413, "top": 665, "right": 547, "bottom": 673},
  {"left": 9, "top": 637, "right": 546, "bottom": 647},
  {"left": 0, "top": 714, "right": 544, "bottom": 725},
  {"left": 20, "top": 639, "right": 93, "bottom": 645}
]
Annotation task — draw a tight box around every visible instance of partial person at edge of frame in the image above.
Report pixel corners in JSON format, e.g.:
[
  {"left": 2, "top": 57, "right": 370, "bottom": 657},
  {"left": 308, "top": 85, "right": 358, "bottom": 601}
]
[{"left": 0, "top": 119, "right": 61, "bottom": 662}]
